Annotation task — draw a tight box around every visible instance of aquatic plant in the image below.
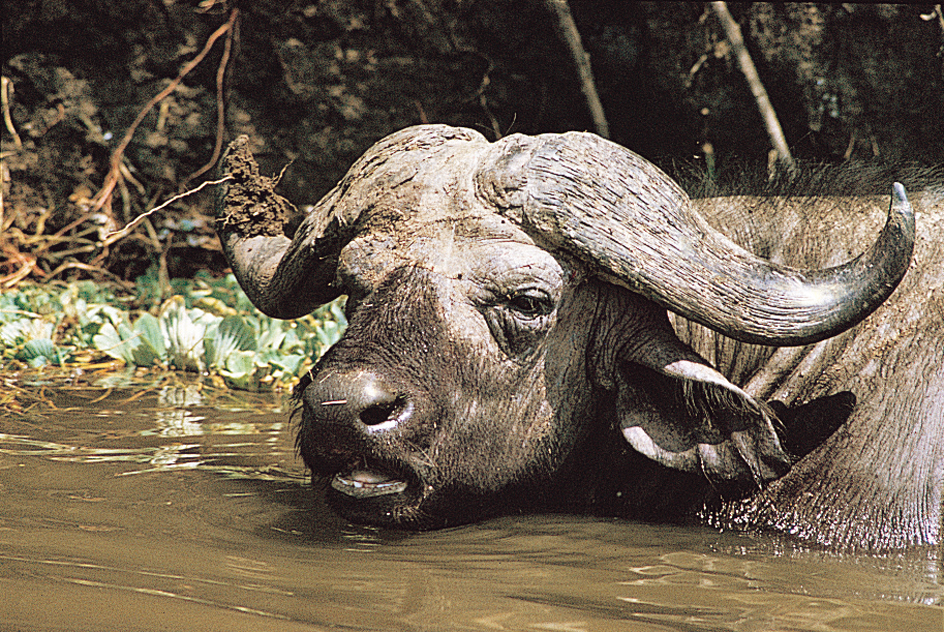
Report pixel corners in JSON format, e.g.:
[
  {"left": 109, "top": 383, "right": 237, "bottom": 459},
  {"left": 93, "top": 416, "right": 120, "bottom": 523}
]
[{"left": 0, "top": 270, "right": 345, "bottom": 390}]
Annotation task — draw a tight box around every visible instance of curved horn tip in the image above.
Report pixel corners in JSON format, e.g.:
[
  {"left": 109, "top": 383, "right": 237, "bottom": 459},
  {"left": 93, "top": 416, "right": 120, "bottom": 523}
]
[
  {"left": 892, "top": 182, "right": 908, "bottom": 202},
  {"left": 891, "top": 181, "right": 907, "bottom": 203},
  {"left": 888, "top": 181, "right": 916, "bottom": 237},
  {"left": 891, "top": 181, "right": 912, "bottom": 214}
]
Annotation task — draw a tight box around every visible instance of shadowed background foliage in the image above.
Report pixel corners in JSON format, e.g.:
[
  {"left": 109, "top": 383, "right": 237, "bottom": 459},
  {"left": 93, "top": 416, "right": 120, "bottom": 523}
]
[{"left": 3, "top": 1, "right": 943, "bottom": 282}]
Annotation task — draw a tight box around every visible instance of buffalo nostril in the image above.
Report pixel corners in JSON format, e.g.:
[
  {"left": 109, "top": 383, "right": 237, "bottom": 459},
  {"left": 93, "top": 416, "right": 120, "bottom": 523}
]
[
  {"left": 353, "top": 378, "right": 410, "bottom": 431},
  {"left": 359, "top": 397, "right": 407, "bottom": 427},
  {"left": 307, "top": 371, "right": 412, "bottom": 433}
]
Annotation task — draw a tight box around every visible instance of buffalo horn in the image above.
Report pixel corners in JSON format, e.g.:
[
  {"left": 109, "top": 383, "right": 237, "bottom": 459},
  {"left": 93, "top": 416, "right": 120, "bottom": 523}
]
[
  {"left": 476, "top": 132, "right": 915, "bottom": 346},
  {"left": 214, "top": 135, "right": 350, "bottom": 318}
]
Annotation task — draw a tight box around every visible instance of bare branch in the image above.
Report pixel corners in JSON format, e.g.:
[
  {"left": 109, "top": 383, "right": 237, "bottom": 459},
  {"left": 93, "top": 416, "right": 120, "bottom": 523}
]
[
  {"left": 545, "top": 0, "right": 610, "bottom": 139},
  {"left": 711, "top": 2, "right": 796, "bottom": 176},
  {"left": 100, "top": 175, "right": 233, "bottom": 248},
  {"left": 89, "top": 8, "right": 240, "bottom": 217},
  {"left": 182, "top": 9, "right": 238, "bottom": 186},
  {"left": 1, "top": 76, "right": 23, "bottom": 150}
]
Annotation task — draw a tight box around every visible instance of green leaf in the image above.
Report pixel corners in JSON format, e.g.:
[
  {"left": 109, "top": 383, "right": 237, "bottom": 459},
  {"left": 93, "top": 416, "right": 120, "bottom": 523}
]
[
  {"left": 131, "top": 313, "right": 166, "bottom": 367},
  {"left": 1, "top": 278, "right": 347, "bottom": 391},
  {"left": 268, "top": 353, "right": 306, "bottom": 375},
  {"left": 159, "top": 296, "right": 210, "bottom": 372},
  {"left": 219, "top": 349, "right": 271, "bottom": 390},
  {"left": 93, "top": 322, "right": 136, "bottom": 364},
  {"left": 224, "top": 349, "right": 258, "bottom": 375},
  {"left": 205, "top": 315, "right": 256, "bottom": 369},
  {"left": 257, "top": 323, "right": 287, "bottom": 351},
  {"left": 17, "top": 338, "right": 62, "bottom": 366},
  {"left": 135, "top": 313, "right": 166, "bottom": 355}
]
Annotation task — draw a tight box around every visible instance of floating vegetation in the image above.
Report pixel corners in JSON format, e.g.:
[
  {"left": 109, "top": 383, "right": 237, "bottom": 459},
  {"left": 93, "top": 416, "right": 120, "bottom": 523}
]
[{"left": 0, "top": 267, "right": 345, "bottom": 391}]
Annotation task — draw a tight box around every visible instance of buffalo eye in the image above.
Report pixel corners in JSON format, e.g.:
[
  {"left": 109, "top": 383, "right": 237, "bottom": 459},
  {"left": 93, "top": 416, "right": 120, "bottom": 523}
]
[
  {"left": 506, "top": 289, "right": 554, "bottom": 319},
  {"left": 480, "top": 288, "right": 557, "bottom": 359}
]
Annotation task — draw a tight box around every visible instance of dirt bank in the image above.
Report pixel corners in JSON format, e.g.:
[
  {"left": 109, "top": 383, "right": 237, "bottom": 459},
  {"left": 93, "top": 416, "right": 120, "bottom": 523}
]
[{"left": 3, "top": 1, "right": 942, "bottom": 283}]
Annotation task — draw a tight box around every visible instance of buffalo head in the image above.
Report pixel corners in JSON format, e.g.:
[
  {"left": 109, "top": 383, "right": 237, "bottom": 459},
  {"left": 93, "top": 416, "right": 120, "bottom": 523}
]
[{"left": 216, "top": 125, "right": 914, "bottom": 529}]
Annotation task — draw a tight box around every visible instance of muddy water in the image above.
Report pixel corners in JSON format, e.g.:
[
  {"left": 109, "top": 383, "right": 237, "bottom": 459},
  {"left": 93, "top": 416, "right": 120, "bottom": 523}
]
[{"left": 1, "top": 373, "right": 941, "bottom": 632}]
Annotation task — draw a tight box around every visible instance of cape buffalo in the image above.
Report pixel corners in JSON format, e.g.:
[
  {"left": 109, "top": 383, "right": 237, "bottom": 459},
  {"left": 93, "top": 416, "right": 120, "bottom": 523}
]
[{"left": 215, "top": 125, "right": 942, "bottom": 550}]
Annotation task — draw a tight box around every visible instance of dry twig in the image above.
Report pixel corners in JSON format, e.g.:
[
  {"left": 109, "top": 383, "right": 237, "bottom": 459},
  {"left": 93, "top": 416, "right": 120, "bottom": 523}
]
[
  {"left": 0, "top": 250, "right": 39, "bottom": 289},
  {"left": 1, "top": 76, "right": 23, "bottom": 150},
  {"left": 101, "top": 175, "right": 232, "bottom": 248},
  {"left": 545, "top": 0, "right": 610, "bottom": 139},
  {"left": 3, "top": 163, "right": 231, "bottom": 289},
  {"left": 183, "top": 9, "right": 238, "bottom": 185},
  {"left": 710, "top": 1, "right": 796, "bottom": 176},
  {"left": 89, "top": 8, "right": 239, "bottom": 218}
]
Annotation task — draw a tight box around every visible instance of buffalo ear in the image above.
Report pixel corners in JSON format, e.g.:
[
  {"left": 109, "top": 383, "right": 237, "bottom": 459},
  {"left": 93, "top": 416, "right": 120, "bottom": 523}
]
[
  {"left": 616, "top": 356, "right": 794, "bottom": 490},
  {"left": 769, "top": 391, "right": 856, "bottom": 458}
]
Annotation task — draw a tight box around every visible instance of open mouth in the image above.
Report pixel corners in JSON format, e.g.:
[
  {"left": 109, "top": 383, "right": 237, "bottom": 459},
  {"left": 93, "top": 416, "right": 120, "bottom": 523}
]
[{"left": 331, "top": 468, "right": 409, "bottom": 499}]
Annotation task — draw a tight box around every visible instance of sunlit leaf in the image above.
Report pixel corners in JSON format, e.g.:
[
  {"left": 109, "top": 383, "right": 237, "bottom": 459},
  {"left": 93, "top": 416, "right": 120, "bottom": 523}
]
[
  {"left": 0, "top": 318, "right": 55, "bottom": 347},
  {"left": 131, "top": 314, "right": 166, "bottom": 367},
  {"left": 93, "top": 322, "right": 136, "bottom": 364},
  {"left": 0, "top": 320, "right": 28, "bottom": 347},
  {"left": 159, "top": 296, "right": 210, "bottom": 372},
  {"left": 17, "top": 338, "right": 62, "bottom": 366},
  {"left": 205, "top": 315, "right": 256, "bottom": 369}
]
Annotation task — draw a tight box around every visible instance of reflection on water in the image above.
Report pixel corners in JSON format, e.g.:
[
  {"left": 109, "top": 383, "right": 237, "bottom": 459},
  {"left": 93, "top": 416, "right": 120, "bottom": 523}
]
[{"left": 1, "top": 371, "right": 941, "bottom": 631}]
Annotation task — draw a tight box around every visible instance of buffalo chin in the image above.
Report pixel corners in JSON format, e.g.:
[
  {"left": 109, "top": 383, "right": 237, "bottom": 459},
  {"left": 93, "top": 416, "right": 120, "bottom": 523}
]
[
  {"left": 324, "top": 480, "right": 445, "bottom": 530},
  {"left": 323, "top": 474, "right": 518, "bottom": 530}
]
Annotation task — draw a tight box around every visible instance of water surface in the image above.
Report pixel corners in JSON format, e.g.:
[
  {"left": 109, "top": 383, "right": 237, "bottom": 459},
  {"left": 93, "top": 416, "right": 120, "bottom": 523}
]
[{"left": 1, "top": 371, "right": 941, "bottom": 631}]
